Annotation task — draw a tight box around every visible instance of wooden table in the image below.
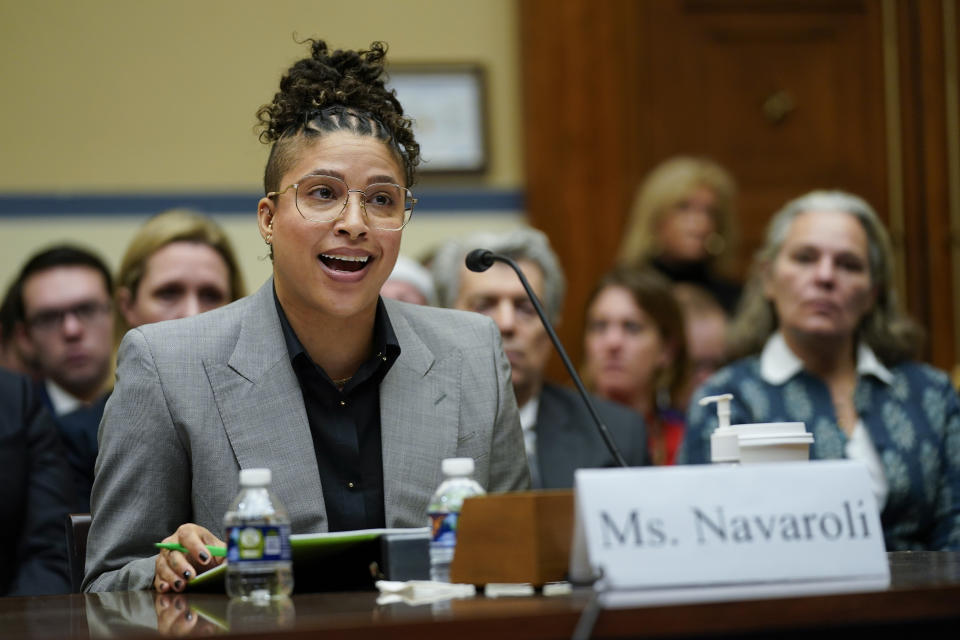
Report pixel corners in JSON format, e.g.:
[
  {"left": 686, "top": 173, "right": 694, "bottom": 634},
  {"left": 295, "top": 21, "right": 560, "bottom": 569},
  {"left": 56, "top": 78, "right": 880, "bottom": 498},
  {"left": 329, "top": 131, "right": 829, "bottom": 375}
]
[{"left": 2, "top": 552, "right": 959, "bottom": 639}]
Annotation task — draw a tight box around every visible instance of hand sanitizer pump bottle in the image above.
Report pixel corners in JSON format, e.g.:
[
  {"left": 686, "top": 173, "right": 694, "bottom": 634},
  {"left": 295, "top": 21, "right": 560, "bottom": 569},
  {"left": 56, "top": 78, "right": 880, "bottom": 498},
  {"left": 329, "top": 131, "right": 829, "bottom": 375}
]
[{"left": 699, "top": 394, "right": 738, "bottom": 464}]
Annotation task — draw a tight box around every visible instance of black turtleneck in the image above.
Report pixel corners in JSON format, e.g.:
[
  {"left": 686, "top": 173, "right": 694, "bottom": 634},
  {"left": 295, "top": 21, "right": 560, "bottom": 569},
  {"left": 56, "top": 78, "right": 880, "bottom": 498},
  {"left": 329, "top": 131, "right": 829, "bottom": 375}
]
[{"left": 650, "top": 257, "right": 742, "bottom": 316}]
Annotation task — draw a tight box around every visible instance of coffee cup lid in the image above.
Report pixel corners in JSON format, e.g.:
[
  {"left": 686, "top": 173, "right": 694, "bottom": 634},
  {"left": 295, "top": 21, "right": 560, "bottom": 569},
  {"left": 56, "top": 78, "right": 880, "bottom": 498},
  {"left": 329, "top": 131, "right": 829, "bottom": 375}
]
[
  {"left": 731, "top": 422, "right": 807, "bottom": 437},
  {"left": 738, "top": 433, "right": 815, "bottom": 446}
]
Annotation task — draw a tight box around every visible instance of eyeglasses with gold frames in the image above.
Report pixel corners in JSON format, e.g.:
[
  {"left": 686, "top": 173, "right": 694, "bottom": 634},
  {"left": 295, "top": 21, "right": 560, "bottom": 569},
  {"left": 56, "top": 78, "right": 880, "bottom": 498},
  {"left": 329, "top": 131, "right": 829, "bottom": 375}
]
[{"left": 267, "top": 174, "right": 416, "bottom": 231}]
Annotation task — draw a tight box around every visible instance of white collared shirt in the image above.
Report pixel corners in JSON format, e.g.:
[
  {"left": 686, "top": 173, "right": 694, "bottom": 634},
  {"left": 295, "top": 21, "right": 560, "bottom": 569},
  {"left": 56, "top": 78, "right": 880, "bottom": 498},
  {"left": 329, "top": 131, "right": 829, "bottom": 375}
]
[
  {"left": 518, "top": 394, "right": 542, "bottom": 488},
  {"left": 760, "top": 332, "right": 890, "bottom": 510},
  {"left": 518, "top": 395, "right": 540, "bottom": 457},
  {"left": 45, "top": 379, "right": 82, "bottom": 416}
]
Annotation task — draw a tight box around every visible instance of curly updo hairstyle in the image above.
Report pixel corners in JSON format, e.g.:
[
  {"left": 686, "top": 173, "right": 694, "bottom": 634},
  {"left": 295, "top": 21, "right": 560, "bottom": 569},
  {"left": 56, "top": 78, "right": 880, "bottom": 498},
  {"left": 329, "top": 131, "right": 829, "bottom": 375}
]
[{"left": 256, "top": 39, "right": 421, "bottom": 193}]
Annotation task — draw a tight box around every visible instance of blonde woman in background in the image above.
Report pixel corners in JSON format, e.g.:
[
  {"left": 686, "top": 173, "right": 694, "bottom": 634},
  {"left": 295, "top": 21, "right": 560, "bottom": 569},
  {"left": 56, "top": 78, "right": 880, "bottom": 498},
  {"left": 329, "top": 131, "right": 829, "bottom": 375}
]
[
  {"left": 114, "top": 209, "right": 245, "bottom": 342},
  {"left": 619, "top": 156, "right": 741, "bottom": 315}
]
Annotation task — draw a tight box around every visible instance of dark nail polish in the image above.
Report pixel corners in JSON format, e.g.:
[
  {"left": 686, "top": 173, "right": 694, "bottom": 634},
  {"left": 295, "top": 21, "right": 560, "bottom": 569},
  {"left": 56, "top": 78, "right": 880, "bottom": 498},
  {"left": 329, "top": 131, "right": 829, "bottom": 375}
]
[
  {"left": 174, "top": 580, "right": 183, "bottom": 590},
  {"left": 199, "top": 552, "right": 209, "bottom": 562},
  {"left": 183, "top": 570, "right": 192, "bottom": 579}
]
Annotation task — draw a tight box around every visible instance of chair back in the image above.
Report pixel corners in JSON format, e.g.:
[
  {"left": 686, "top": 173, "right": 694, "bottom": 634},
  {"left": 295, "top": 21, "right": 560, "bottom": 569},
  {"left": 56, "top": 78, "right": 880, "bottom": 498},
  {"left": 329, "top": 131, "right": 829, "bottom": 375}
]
[{"left": 65, "top": 513, "right": 91, "bottom": 593}]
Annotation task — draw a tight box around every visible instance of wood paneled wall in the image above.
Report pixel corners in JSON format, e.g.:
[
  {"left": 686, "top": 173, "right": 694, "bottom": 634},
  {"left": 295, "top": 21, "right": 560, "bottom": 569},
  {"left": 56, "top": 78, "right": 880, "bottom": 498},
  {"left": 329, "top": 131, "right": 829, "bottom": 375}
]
[
  {"left": 520, "top": 0, "right": 958, "bottom": 379},
  {"left": 894, "top": 0, "right": 959, "bottom": 370},
  {"left": 519, "top": 0, "right": 645, "bottom": 376}
]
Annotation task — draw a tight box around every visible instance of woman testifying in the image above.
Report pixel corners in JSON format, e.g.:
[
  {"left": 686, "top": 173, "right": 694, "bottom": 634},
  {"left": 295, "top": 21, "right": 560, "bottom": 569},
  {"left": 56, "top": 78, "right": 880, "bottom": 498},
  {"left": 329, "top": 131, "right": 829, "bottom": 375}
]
[
  {"left": 679, "top": 190, "right": 959, "bottom": 550},
  {"left": 83, "top": 40, "right": 529, "bottom": 593}
]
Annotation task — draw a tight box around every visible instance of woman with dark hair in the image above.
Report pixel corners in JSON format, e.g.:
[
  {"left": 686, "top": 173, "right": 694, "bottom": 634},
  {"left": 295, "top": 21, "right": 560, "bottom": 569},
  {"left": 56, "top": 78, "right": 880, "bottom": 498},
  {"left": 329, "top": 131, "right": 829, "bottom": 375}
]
[
  {"left": 84, "top": 40, "right": 529, "bottom": 593},
  {"left": 678, "top": 190, "right": 959, "bottom": 551},
  {"left": 582, "top": 267, "right": 689, "bottom": 465}
]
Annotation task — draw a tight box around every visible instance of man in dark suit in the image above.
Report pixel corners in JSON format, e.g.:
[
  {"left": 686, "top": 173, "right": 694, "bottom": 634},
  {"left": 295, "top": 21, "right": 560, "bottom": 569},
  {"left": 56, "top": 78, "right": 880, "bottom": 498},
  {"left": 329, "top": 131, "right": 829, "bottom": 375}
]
[
  {"left": 10, "top": 245, "right": 115, "bottom": 513},
  {"left": 432, "top": 228, "right": 648, "bottom": 488},
  {"left": 0, "top": 367, "right": 73, "bottom": 596}
]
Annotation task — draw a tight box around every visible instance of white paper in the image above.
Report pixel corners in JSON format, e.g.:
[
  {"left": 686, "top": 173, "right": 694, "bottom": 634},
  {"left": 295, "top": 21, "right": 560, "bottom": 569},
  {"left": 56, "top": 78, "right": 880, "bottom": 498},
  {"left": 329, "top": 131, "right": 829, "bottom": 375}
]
[{"left": 572, "top": 461, "right": 889, "bottom": 594}]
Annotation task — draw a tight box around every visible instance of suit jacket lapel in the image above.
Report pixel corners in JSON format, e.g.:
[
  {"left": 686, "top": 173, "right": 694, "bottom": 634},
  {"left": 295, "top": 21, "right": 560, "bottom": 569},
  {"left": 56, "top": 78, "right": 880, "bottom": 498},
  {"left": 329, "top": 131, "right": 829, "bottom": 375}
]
[
  {"left": 205, "top": 280, "right": 327, "bottom": 531},
  {"left": 380, "top": 303, "right": 461, "bottom": 527}
]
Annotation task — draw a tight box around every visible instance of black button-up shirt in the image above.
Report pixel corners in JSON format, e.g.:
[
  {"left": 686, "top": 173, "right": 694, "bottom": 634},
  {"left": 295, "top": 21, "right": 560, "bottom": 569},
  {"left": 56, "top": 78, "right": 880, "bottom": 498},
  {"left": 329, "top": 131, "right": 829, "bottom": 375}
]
[{"left": 274, "top": 292, "right": 400, "bottom": 532}]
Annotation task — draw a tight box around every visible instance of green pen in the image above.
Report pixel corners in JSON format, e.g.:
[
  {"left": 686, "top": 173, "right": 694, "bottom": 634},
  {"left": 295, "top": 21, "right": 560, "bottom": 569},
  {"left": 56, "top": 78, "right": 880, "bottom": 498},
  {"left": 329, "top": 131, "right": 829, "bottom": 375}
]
[{"left": 155, "top": 542, "right": 227, "bottom": 557}]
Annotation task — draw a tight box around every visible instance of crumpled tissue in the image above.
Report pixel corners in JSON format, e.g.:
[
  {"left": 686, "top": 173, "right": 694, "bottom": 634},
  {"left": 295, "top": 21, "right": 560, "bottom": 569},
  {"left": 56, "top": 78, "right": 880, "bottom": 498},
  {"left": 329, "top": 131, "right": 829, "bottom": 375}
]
[{"left": 375, "top": 580, "right": 476, "bottom": 606}]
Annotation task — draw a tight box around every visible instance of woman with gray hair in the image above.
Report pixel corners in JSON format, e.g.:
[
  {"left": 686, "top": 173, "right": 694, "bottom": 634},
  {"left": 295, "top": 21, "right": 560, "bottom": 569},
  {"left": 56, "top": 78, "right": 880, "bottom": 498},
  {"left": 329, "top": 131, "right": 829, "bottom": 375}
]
[{"left": 678, "top": 190, "right": 960, "bottom": 551}]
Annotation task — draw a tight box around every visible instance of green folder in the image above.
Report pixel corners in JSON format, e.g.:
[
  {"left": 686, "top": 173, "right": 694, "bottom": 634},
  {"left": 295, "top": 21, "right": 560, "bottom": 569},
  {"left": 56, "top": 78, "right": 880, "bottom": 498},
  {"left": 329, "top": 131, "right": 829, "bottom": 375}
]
[{"left": 188, "top": 527, "right": 429, "bottom": 592}]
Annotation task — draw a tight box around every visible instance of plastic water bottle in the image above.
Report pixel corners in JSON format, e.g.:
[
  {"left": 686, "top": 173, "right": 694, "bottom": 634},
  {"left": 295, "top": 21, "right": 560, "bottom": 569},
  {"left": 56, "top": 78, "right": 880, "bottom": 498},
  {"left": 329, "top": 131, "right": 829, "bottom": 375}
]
[
  {"left": 224, "top": 468, "right": 293, "bottom": 600},
  {"left": 226, "top": 594, "right": 296, "bottom": 632},
  {"left": 427, "top": 457, "right": 486, "bottom": 582}
]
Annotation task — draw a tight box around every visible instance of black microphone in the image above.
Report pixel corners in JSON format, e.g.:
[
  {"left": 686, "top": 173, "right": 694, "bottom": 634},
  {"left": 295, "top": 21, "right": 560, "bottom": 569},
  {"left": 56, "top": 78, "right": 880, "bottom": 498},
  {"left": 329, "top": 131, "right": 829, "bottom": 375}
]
[
  {"left": 465, "top": 248, "right": 495, "bottom": 273},
  {"left": 465, "top": 249, "right": 629, "bottom": 468}
]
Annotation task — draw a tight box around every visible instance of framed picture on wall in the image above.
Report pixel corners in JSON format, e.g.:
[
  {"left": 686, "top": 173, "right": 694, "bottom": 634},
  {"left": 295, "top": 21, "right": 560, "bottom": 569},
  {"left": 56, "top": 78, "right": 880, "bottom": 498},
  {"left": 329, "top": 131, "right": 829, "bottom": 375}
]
[{"left": 386, "top": 64, "right": 488, "bottom": 174}]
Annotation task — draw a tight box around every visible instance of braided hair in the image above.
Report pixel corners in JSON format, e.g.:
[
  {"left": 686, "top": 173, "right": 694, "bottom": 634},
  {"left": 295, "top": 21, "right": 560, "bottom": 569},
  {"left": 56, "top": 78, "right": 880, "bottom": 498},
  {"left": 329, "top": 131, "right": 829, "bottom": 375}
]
[{"left": 256, "top": 39, "right": 421, "bottom": 193}]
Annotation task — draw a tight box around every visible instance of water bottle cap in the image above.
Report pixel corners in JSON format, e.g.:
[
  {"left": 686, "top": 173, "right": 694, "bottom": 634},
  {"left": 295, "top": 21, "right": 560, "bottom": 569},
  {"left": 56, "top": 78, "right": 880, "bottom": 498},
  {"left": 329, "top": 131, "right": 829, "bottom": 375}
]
[
  {"left": 441, "top": 457, "right": 475, "bottom": 477},
  {"left": 239, "top": 468, "right": 271, "bottom": 486}
]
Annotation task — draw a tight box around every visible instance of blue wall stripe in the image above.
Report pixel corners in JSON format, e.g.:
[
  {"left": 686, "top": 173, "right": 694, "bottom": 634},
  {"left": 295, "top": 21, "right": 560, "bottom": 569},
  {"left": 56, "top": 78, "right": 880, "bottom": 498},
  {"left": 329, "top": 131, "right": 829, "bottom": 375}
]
[{"left": 0, "top": 189, "right": 524, "bottom": 217}]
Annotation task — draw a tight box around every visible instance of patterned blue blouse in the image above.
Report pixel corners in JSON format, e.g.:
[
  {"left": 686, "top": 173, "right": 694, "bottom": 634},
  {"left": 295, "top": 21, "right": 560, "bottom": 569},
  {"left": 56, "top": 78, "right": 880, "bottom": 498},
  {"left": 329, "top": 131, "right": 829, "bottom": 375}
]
[{"left": 677, "top": 345, "right": 960, "bottom": 551}]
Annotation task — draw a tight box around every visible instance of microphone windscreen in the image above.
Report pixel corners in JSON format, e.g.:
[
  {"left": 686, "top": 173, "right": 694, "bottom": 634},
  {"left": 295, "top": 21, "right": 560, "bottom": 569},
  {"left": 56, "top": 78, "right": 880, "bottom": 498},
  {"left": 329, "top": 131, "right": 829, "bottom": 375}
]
[{"left": 465, "top": 249, "right": 495, "bottom": 273}]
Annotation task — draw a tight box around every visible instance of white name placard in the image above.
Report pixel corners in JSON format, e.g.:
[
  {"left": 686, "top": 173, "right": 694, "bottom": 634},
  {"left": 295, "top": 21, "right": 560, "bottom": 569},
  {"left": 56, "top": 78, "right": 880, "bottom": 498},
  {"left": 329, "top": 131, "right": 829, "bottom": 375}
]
[{"left": 570, "top": 461, "right": 890, "bottom": 592}]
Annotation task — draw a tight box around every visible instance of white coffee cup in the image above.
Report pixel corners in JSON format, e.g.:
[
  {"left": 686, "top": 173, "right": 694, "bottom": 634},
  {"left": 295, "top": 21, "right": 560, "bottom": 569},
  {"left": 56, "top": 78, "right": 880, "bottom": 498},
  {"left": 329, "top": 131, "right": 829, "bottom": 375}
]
[{"left": 732, "top": 422, "right": 813, "bottom": 463}]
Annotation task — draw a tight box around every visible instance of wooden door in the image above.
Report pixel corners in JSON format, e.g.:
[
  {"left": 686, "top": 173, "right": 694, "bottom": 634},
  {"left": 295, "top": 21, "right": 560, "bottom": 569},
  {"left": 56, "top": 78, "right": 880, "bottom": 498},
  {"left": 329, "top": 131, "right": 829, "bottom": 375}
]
[
  {"left": 633, "top": 0, "right": 888, "bottom": 279},
  {"left": 520, "top": 0, "right": 957, "bottom": 377}
]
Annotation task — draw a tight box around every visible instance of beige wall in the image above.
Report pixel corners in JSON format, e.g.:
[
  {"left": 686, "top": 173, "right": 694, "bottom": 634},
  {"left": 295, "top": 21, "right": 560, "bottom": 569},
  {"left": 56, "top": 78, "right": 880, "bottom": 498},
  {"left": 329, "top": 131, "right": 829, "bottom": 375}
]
[
  {"left": 0, "top": 0, "right": 525, "bottom": 291},
  {"left": 0, "top": 213, "right": 524, "bottom": 297}
]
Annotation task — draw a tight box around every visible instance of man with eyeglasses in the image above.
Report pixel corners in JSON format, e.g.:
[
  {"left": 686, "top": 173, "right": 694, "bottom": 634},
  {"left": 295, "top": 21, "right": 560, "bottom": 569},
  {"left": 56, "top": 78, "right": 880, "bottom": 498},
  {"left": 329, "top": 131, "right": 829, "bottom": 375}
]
[{"left": 12, "top": 245, "right": 115, "bottom": 512}]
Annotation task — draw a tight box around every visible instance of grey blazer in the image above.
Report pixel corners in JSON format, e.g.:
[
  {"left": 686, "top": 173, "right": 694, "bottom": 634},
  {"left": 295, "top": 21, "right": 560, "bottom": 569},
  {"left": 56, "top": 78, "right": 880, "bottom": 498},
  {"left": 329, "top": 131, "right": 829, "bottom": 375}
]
[
  {"left": 536, "top": 383, "right": 648, "bottom": 489},
  {"left": 83, "top": 280, "right": 529, "bottom": 592}
]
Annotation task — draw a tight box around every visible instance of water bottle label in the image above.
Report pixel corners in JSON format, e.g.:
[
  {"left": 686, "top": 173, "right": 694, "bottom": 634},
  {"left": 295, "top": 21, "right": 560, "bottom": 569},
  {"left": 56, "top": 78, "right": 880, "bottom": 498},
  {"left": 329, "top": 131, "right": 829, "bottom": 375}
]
[
  {"left": 226, "top": 524, "right": 291, "bottom": 563},
  {"left": 429, "top": 511, "right": 458, "bottom": 548}
]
